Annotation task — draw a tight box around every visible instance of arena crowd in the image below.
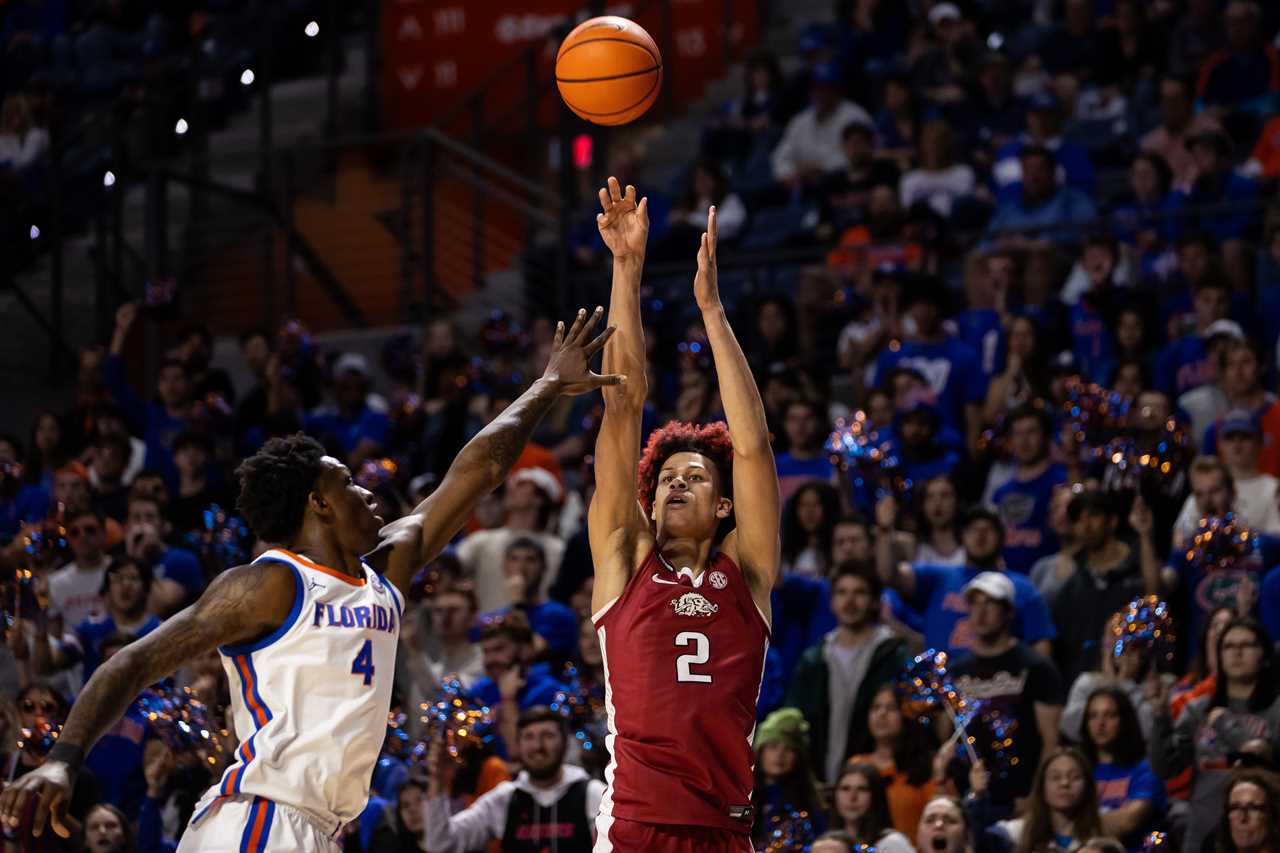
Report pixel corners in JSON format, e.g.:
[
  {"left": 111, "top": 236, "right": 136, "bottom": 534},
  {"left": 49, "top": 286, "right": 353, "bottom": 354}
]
[{"left": 4, "top": 0, "right": 1280, "bottom": 851}]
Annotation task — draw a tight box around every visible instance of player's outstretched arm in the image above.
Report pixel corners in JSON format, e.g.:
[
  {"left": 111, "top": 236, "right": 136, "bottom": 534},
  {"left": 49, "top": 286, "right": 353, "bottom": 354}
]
[
  {"left": 695, "top": 207, "right": 781, "bottom": 601},
  {"left": 376, "top": 308, "right": 623, "bottom": 593},
  {"left": 0, "top": 561, "right": 297, "bottom": 839},
  {"left": 587, "top": 177, "right": 654, "bottom": 613}
]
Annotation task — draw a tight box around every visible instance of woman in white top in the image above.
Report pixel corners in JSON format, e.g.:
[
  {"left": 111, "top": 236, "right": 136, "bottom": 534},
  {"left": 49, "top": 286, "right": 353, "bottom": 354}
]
[
  {"left": 982, "top": 748, "right": 1105, "bottom": 853},
  {"left": 831, "top": 763, "right": 919, "bottom": 853},
  {"left": 874, "top": 476, "right": 966, "bottom": 572},
  {"left": 0, "top": 95, "right": 50, "bottom": 172},
  {"left": 667, "top": 159, "right": 746, "bottom": 241},
  {"left": 781, "top": 482, "right": 842, "bottom": 577},
  {"left": 912, "top": 475, "right": 966, "bottom": 566},
  {"left": 899, "top": 121, "right": 975, "bottom": 219}
]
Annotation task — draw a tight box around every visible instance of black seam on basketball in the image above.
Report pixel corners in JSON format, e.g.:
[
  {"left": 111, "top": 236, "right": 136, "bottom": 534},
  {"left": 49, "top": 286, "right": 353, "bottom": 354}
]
[
  {"left": 557, "top": 36, "right": 660, "bottom": 68},
  {"left": 564, "top": 67, "right": 663, "bottom": 117},
  {"left": 555, "top": 23, "right": 624, "bottom": 59},
  {"left": 556, "top": 65, "right": 662, "bottom": 84}
]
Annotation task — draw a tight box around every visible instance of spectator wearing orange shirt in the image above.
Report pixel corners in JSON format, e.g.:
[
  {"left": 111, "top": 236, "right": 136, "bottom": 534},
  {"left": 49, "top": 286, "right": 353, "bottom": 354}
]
[{"left": 1244, "top": 116, "right": 1280, "bottom": 181}]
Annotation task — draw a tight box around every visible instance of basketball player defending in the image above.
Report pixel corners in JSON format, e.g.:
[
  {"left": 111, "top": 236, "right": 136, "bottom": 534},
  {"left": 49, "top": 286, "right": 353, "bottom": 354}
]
[
  {"left": 588, "top": 177, "right": 780, "bottom": 853},
  {"left": 0, "top": 309, "right": 623, "bottom": 851}
]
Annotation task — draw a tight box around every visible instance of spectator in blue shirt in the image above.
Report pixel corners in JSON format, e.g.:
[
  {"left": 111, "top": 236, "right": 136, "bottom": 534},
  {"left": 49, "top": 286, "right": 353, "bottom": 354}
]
[
  {"left": 1148, "top": 231, "right": 1255, "bottom": 348},
  {"left": 876, "top": 504, "right": 1056, "bottom": 657},
  {"left": 775, "top": 398, "right": 835, "bottom": 504},
  {"left": 304, "top": 352, "right": 392, "bottom": 468},
  {"left": 104, "top": 303, "right": 194, "bottom": 491},
  {"left": 470, "top": 610, "right": 568, "bottom": 758},
  {"left": 84, "top": 636, "right": 177, "bottom": 828},
  {"left": 771, "top": 570, "right": 836, "bottom": 684},
  {"left": 124, "top": 495, "right": 205, "bottom": 617},
  {"left": 1109, "top": 153, "right": 1178, "bottom": 279},
  {"left": 0, "top": 439, "right": 48, "bottom": 545},
  {"left": 873, "top": 275, "right": 987, "bottom": 450},
  {"left": 1257, "top": 225, "right": 1280, "bottom": 360},
  {"left": 953, "top": 267, "right": 1006, "bottom": 382},
  {"left": 992, "top": 93, "right": 1095, "bottom": 204},
  {"left": 1167, "top": 128, "right": 1261, "bottom": 287},
  {"left": 989, "top": 405, "right": 1069, "bottom": 574},
  {"left": 476, "top": 537, "right": 578, "bottom": 663},
  {"left": 1068, "top": 234, "right": 1131, "bottom": 385},
  {"left": 73, "top": 557, "right": 162, "bottom": 682},
  {"left": 1196, "top": 1, "right": 1280, "bottom": 111},
  {"left": 1078, "top": 686, "right": 1167, "bottom": 851},
  {"left": 954, "top": 51, "right": 1024, "bottom": 158},
  {"left": 879, "top": 394, "right": 962, "bottom": 502},
  {"left": 1155, "top": 279, "right": 1235, "bottom": 398},
  {"left": 1150, "top": 457, "right": 1280, "bottom": 656},
  {"left": 986, "top": 146, "right": 1098, "bottom": 248}
]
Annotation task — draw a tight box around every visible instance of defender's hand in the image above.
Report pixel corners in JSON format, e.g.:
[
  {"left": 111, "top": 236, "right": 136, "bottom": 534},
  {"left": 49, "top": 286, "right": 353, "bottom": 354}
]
[{"left": 541, "top": 307, "right": 624, "bottom": 396}]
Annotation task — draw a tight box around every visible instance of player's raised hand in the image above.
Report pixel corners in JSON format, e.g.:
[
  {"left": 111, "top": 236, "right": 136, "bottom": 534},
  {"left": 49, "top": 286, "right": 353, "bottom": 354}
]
[
  {"left": 693, "top": 205, "right": 720, "bottom": 312},
  {"left": 541, "top": 307, "right": 625, "bottom": 396},
  {"left": 596, "top": 176, "right": 648, "bottom": 260},
  {"left": 0, "top": 760, "right": 73, "bottom": 839}
]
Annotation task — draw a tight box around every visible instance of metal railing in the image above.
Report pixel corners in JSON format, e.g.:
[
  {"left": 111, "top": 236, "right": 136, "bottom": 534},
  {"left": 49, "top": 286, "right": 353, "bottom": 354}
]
[{"left": 130, "top": 126, "right": 571, "bottom": 337}]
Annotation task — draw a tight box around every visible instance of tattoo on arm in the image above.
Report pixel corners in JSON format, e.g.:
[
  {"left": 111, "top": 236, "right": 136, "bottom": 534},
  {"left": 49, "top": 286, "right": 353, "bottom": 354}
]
[
  {"left": 58, "top": 564, "right": 279, "bottom": 754},
  {"left": 469, "top": 379, "right": 559, "bottom": 484},
  {"left": 484, "top": 424, "right": 533, "bottom": 475}
]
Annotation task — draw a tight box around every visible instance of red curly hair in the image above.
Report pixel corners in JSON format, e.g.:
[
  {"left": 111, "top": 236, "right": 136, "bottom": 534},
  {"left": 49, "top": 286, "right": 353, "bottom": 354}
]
[{"left": 636, "top": 421, "right": 735, "bottom": 515}]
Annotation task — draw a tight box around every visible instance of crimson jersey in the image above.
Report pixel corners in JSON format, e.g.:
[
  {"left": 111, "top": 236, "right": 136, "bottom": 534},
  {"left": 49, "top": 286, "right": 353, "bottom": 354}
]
[{"left": 592, "top": 547, "right": 770, "bottom": 834}]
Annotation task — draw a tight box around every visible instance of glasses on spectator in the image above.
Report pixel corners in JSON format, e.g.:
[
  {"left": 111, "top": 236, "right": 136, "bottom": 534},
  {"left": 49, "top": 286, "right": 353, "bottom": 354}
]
[
  {"left": 1222, "top": 640, "right": 1262, "bottom": 653},
  {"left": 1227, "top": 803, "right": 1268, "bottom": 817},
  {"left": 20, "top": 699, "right": 58, "bottom": 715},
  {"left": 67, "top": 524, "right": 101, "bottom": 539}
]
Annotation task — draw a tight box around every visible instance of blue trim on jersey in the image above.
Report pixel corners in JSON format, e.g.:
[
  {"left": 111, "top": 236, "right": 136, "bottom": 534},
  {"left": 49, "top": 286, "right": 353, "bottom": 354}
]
[
  {"left": 219, "top": 558, "right": 305, "bottom": 656},
  {"left": 376, "top": 570, "right": 404, "bottom": 620},
  {"left": 217, "top": 654, "right": 274, "bottom": 797},
  {"left": 238, "top": 799, "right": 257, "bottom": 853},
  {"left": 190, "top": 797, "right": 218, "bottom": 827},
  {"left": 258, "top": 799, "right": 276, "bottom": 853},
  {"left": 235, "top": 735, "right": 259, "bottom": 794},
  {"left": 239, "top": 796, "right": 275, "bottom": 853},
  {"left": 243, "top": 655, "right": 274, "bottom": 724}
]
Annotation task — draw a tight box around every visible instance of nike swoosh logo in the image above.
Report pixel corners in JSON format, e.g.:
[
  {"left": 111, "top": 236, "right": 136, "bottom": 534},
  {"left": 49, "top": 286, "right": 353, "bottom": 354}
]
[{"left": 651, "top": 573, "right": 680, "bottom": 585}]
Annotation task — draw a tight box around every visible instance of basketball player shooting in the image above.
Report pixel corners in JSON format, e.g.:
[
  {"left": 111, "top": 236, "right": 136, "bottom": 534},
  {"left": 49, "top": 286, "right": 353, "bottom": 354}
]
[
  {"left": 587, "top": 177, "right": 780, "bottom": 853},
  {"left": 0, "top": 308, "right": 622, "bottom": 851}
]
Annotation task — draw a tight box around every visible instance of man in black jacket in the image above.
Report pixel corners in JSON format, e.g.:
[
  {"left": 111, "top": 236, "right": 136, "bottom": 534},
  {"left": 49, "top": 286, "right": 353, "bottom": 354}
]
[
  {"left": 423, "top": 706, "right": 603, "bottom": 853},
  {"left": 784, "top": 560, "right": 909, "bottom": 782}
]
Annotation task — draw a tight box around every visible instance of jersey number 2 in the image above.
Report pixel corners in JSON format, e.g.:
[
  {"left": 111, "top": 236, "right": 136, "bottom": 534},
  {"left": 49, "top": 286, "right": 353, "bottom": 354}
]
[
  {"left": 675, "top": 631, "right": 712, "bottom": 683},
  {"left": 352, "top": 639, "right": 375, "bottom": 686}
]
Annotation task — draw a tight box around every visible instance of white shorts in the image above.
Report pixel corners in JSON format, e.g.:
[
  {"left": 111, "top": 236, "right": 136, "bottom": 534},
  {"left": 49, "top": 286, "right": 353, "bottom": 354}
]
[{"left": 176, "top": 795, "right": 341, "bottom": 853}]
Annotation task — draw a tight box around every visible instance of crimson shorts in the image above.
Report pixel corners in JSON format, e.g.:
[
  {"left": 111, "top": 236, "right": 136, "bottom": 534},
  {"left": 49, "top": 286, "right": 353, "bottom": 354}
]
[{"left": 594, "top": 815, "right": 754, "bottom": 853}]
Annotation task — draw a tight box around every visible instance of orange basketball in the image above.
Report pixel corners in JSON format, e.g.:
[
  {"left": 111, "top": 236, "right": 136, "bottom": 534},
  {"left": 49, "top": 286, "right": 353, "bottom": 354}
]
[{"left": 556, "top": 16, "right": 663, "bottom": 126}]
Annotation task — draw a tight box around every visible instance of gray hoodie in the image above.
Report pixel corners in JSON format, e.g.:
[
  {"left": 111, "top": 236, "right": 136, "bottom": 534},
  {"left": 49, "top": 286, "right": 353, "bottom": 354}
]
[{"left": 1148, "top": 694, "right": 1280, "bottom": 853}]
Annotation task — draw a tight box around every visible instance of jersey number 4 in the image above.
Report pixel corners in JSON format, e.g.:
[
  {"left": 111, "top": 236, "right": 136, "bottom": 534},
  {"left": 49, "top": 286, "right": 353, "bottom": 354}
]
[
  {"left": 675, "top": 631, "right": 712, "bottom": 683},
  {"left": 352, "top": 639, "right": 376, "bottom": 686}
]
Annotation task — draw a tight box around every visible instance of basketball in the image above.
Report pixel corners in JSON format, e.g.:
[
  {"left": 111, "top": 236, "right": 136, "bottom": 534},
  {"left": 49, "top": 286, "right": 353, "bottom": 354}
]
[{"left": 555, "top": 16, "right": 663, "bottom": 126}]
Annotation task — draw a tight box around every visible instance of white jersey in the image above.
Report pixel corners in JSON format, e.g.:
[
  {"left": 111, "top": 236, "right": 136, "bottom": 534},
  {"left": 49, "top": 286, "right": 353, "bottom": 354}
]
[{"left": 189, "top": 547, "right": 402, "bottom": 836}]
